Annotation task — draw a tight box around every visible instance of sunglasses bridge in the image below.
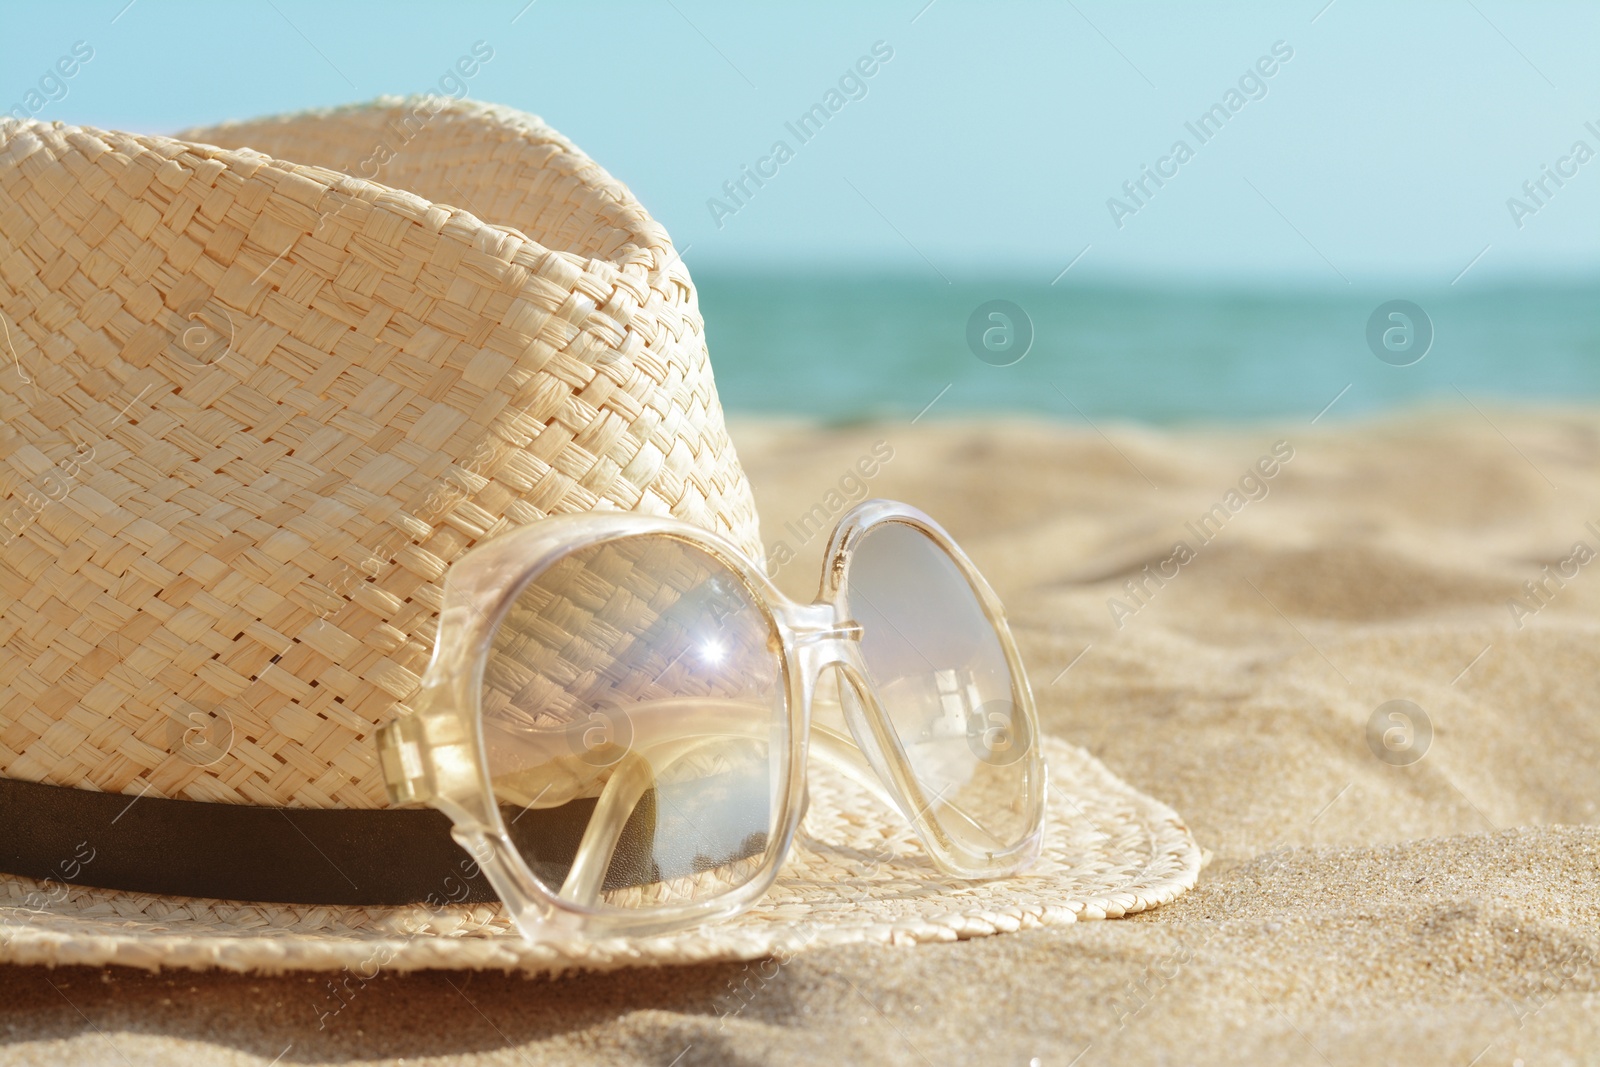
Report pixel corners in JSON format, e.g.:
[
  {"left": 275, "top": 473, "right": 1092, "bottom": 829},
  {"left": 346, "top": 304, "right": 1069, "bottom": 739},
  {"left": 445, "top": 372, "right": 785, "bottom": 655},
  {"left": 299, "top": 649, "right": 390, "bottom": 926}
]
[{"left": 790, "top": 618, "right": 864, "bottom": 646}]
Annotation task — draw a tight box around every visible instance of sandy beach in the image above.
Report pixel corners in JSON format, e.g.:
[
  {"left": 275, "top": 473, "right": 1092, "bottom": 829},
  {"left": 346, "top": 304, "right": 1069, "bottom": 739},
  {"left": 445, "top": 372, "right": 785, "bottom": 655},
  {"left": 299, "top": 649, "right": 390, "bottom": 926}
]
[{"left": 3, "top": 408, "right": 1599, "bottom": 1065}]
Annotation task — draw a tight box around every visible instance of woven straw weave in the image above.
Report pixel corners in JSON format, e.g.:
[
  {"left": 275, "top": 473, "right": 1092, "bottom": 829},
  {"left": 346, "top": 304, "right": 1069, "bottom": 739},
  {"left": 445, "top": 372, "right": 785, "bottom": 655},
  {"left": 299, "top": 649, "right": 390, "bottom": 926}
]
[
  {"left": 482, "top": 534, "right": 776, "bottom": 729},
  {"left": 0, "top": 736, "right": 1203, "bottom": 974},
  {"left": 0, "top": 98, "right": 761, "bottom": 810}
]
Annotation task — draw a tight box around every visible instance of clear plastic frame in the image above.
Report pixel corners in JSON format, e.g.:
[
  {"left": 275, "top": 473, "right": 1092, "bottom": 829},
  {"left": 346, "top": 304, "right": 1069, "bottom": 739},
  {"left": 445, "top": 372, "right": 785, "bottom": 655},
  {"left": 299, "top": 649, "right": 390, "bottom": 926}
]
[{"left": 375, "top": 500, "right": 1047, "bottom": 942}]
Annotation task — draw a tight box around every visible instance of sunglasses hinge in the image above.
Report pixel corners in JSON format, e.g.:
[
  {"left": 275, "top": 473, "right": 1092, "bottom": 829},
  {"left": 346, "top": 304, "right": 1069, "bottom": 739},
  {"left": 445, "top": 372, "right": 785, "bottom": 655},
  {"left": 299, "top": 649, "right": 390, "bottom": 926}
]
[{"left": 375, "top": 713, "right": 434, "bottom": 807}]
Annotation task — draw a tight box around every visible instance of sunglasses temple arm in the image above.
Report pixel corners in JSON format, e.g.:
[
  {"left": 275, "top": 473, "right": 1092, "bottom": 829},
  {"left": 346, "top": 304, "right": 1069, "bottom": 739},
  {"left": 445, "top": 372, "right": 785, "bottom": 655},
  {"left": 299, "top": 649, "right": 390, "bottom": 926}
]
[
  {"left": 811, "top": 721, "right": 1007, "bottom": 852},
  {"left": 557, "top": 751, "right": 657, "bottom": 906},
  {"left": 558, "top": 731, "right": 770, "bottom": 906},
  {"left": 499, "top": 706, "right": 896, "bottom": 906},
  {"left": 807, "top": 723, "right": 900, "bottom": 814}
]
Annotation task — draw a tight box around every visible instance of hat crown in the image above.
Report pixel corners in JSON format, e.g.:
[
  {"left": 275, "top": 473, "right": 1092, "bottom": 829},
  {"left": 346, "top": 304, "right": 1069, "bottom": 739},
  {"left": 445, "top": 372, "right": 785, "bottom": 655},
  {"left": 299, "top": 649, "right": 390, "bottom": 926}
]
[{"left": 0, "top": 98, "right": 761, "bottom": 809}]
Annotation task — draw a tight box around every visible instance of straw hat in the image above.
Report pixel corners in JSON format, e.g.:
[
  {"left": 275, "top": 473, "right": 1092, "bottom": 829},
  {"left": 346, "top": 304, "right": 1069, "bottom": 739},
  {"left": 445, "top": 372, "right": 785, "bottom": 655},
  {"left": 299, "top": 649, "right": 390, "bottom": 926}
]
[{"left": 0, "top": 99, "right": 1200, "bottom": 972}]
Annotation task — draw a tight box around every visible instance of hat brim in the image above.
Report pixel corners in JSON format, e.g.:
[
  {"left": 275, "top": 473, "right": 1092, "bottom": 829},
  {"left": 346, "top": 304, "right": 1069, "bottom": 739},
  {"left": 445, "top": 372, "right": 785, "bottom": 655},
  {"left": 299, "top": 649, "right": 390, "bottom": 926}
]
[{"left": 0, "top": 736, "right": 1199, "bottom": 974}]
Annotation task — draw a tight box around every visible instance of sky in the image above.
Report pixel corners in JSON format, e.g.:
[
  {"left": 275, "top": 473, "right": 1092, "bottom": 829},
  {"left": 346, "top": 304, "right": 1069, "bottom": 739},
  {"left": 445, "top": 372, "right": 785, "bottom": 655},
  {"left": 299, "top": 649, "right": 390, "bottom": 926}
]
[{"left": 3, "top": 1, "right": 1598, "bottom": 285}]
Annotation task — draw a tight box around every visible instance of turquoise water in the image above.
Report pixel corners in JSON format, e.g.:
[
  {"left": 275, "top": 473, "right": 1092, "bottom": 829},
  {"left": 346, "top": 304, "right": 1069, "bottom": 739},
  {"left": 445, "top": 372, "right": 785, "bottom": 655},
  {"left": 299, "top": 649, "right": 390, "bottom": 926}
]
[{"left": 696, "top": 274, "right": 1600, "bottom": 424}]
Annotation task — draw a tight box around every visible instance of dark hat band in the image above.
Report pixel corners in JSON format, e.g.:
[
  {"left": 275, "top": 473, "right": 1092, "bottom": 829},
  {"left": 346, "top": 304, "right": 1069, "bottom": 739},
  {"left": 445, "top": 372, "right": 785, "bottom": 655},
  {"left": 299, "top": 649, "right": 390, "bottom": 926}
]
[{"left": 0, "top": 776, "right": 514, "bottom": 907}]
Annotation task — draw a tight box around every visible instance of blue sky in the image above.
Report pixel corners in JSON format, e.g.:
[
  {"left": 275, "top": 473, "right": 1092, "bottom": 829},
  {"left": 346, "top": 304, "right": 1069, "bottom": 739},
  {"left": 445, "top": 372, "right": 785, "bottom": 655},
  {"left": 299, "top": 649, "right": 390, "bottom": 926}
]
[{"left": 4, "top": 1, "right": 1598, "bottom": 284}]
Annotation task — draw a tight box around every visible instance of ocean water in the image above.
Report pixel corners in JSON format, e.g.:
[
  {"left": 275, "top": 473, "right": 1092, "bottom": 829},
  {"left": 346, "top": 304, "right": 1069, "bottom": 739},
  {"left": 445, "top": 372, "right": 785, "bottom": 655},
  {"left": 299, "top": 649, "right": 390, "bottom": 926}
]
[{"left": 695, "top": 274, "right": 1600, "bottom": 424}]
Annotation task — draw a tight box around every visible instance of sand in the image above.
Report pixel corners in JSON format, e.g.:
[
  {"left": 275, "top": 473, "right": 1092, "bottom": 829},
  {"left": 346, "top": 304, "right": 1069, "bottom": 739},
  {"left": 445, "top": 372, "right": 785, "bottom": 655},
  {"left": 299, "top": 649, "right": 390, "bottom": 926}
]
[{"left": 3, "top": 409, "right": 1599, "bottom": 1065}]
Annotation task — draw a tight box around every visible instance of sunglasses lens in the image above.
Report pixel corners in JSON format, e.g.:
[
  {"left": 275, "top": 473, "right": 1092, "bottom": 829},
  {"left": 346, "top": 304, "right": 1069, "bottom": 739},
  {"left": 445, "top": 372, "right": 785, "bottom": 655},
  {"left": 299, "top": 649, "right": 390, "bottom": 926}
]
[
  {"left": 480, "top": 535, "right": 787, "bottom": 912},
  {"left": 843, "top": 521, "right": 1038, "bottom": 862}
]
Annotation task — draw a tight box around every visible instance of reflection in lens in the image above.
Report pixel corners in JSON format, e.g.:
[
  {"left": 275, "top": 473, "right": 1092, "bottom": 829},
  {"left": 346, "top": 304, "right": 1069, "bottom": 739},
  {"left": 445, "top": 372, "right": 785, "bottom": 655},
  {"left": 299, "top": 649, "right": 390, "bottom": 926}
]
[
  {"left": 481, "top": 535, "right": 785, "bottom": 911},
  {"left": 843, "top": 521, "right": 1034, "bottom": 857}
]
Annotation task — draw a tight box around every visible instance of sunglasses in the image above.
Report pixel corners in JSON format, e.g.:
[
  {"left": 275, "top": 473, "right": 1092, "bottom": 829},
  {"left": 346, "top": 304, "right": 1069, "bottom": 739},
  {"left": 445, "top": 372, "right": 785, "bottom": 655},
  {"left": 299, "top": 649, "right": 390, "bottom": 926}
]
[{"left": 375, "top": 499, "right": 1046, "bottom": 941}]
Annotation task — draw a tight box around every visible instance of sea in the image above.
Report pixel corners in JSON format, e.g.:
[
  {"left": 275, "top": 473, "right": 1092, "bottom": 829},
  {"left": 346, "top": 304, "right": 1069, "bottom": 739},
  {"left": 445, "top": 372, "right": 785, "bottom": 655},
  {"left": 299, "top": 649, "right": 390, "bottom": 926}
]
[{"left": 695, "top": 273, "right": 1600, "bottom": 424}]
